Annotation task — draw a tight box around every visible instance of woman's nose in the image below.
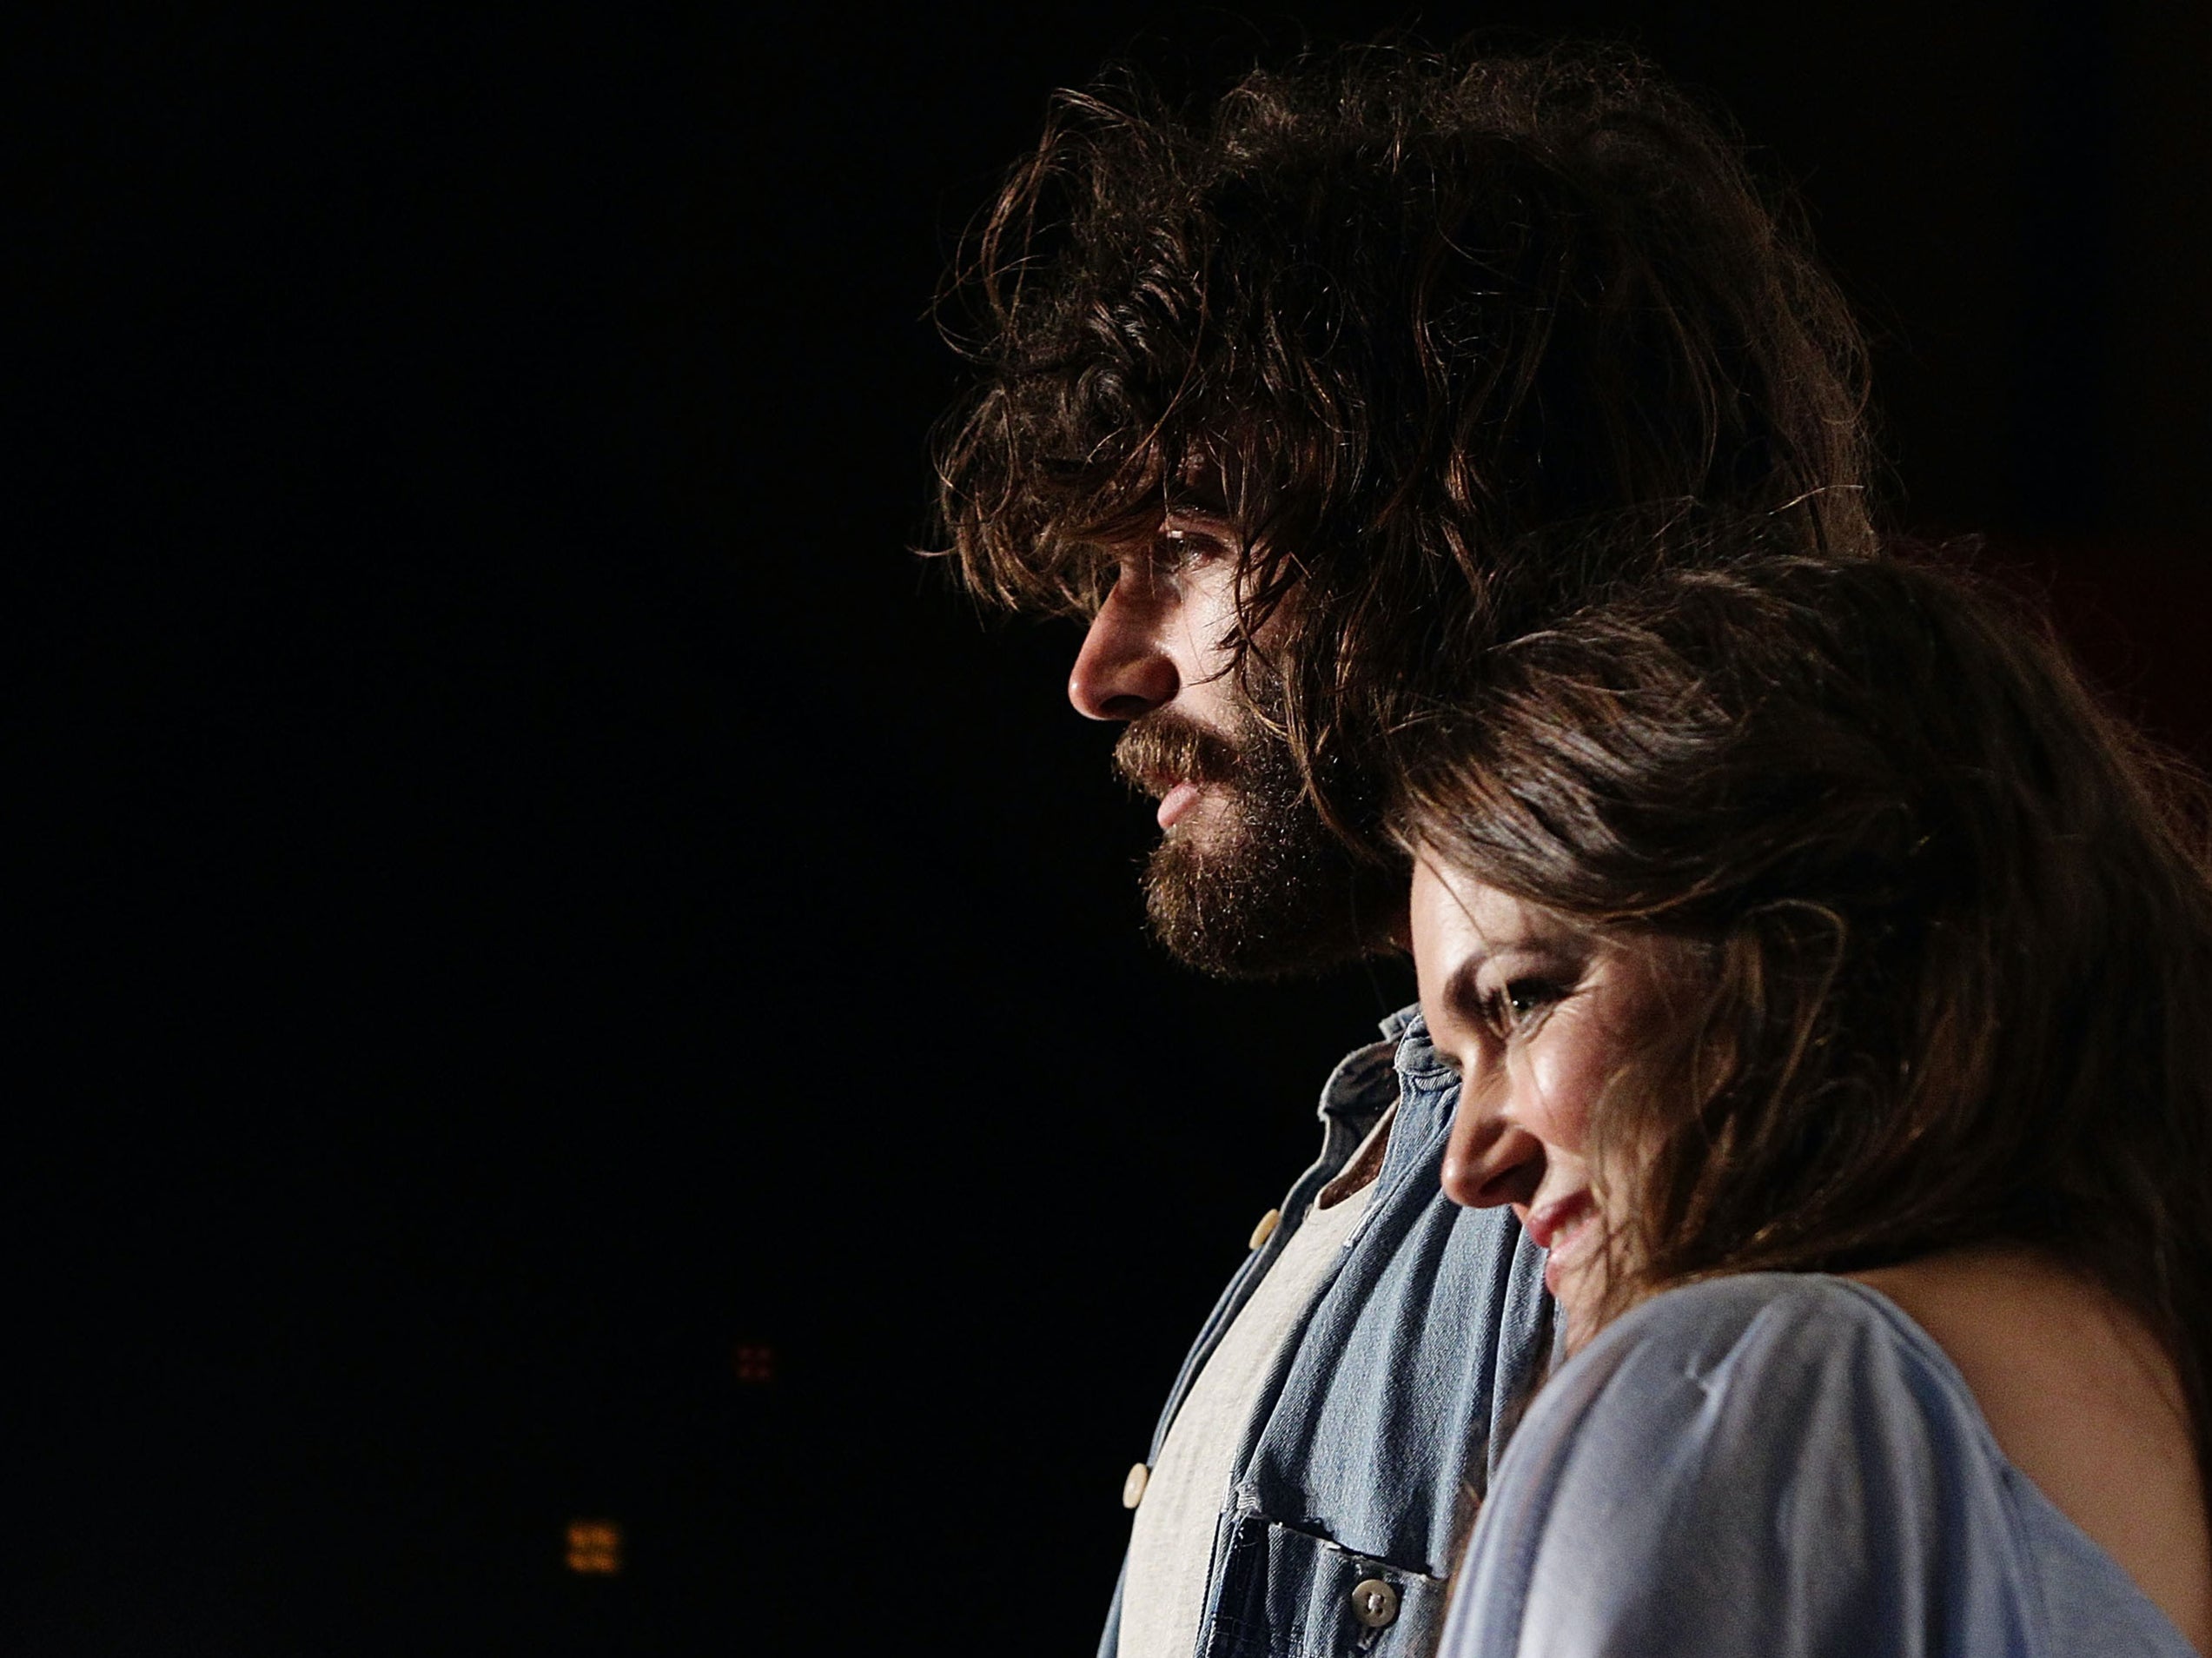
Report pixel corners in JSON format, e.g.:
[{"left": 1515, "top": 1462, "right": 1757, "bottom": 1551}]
[{"left": 1440, "top": 1096, "right": 1546, "bottom": 1210}]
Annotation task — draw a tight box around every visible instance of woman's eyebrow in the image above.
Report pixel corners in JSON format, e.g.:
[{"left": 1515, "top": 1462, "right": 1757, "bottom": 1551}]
[{"left": 1438, "top": 956, "right": 1494, "bottom": 1021}]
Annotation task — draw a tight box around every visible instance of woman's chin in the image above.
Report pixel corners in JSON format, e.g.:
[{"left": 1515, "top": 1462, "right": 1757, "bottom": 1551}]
[{"left": 1544, "top": 1250, "right": 1606, "bottom": 1340}]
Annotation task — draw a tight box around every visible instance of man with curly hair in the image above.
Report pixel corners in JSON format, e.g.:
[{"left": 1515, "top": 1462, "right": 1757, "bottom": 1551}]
[{"left": 933, "top": 42, "right": 1875, "bottom": 1658}]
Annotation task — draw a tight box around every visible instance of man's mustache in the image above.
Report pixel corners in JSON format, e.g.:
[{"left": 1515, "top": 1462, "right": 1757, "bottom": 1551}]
[{"left": 1113, "top": 714, "right": 1243, "bottom": 799}]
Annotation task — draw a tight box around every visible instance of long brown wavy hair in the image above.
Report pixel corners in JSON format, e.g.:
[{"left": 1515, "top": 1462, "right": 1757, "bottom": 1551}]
[
  {"left": 932, "top": 40, "right": 1878, "bottom": 846},
  {"left": 1392, "top": 549, "right": 2212, "bottom": 1502}
]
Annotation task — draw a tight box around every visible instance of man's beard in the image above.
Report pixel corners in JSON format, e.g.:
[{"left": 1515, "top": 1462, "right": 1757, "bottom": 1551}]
[{"left": 1113, "top": 706, "right": 1401, "bottom": 979}]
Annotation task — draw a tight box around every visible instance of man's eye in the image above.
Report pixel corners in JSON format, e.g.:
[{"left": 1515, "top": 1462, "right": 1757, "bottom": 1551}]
[
  {"left": 1154, "top": 528, "right": 1207, "bottom": 569},
  {"left": 1156, "top": 519, "right": 1240, "bottom": 569}
]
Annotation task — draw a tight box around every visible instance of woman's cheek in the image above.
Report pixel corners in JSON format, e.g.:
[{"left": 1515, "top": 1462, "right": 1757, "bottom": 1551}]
[{"left": 1519, "top": 1036, "right": 1597, "bottom": 1157}]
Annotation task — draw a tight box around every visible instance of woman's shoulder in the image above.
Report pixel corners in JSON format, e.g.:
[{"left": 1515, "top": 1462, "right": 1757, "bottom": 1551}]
[
  {"left": 1589, "top": 1267, "right": 1920, "bottom": 1352},
  {"left": 1517, "top": 1270, "right": 2015, "bottom": 1521},
  {"left": 1481, "top": 1270, "right": 1999, "bottom": 1563},
  {"left": 1441, "top": 1270, "right": 2200, "bottom": 1658},
  {"left": 1850, "top": 1249, "right": 2211, "bottom": 1654},
  {"left": 1446, "top": 1270, "right": 2031, "bottom": 1657},
  {"left": 1542, "top": 1270, "right": 1963, "bottom": 1437}
]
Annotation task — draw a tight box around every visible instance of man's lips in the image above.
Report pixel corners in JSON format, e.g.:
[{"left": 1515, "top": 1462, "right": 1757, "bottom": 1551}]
[
  {"left": 1115, "top": 716, "right": 1241, "bottom": 826},
  {"left": 1156, "top": 780, "right": 1202, "bottom": 828}
]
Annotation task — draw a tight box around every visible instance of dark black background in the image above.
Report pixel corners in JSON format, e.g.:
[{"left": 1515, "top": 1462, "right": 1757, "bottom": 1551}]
[{"left": 9, "top": 3, "right": 2209, "bottom": 1652}]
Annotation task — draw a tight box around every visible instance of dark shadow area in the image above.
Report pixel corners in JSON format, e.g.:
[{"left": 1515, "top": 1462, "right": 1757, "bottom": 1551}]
[{"left": 7, "top": 3, "right": 2208, "bottom": 1651}]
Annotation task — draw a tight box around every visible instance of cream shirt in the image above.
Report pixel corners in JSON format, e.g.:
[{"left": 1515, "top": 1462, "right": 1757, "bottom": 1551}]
[{"left": 1118, "top": 1175, "right": 1380, "bottom": 1658}]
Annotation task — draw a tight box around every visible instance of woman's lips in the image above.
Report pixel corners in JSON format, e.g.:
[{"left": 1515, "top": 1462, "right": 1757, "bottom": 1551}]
[
  {"left": 1157, "top": 780, "right": 1202, "bottom": 828},
  {"left": 1520, "top": 1191, "right": 1597, "bottom": 1294}
]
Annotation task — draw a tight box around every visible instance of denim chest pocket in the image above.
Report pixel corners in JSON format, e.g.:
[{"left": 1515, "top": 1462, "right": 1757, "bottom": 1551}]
[{"left": 1199, "top": 1513, "right": 1447, "bottom": 1658}]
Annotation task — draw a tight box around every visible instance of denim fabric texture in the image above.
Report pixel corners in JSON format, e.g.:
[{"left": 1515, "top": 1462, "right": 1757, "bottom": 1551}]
[{"left": 1102, "top": 1009, "right": 1553, "bottom": 1658}]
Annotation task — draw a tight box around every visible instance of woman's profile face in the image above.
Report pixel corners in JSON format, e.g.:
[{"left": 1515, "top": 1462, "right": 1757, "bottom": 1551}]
[{"left": 1412, "top": 856, "right": 1666, "bottom": 1329}]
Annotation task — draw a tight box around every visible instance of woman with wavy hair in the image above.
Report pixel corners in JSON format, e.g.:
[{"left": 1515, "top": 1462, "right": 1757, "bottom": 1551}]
[{"left": 1396, "top": 552, "right": 2212, "bottom": 1655}]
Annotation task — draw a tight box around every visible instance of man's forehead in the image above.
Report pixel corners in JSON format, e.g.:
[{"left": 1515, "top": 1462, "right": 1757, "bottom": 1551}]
[{"left": 1172, "top": 454, "right": 1235, "bottom": 514}]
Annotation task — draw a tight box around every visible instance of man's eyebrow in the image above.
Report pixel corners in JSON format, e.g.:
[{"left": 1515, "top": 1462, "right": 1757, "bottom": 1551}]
[{"left": 1160, "top": 503, "right": 1240, "bottom": 536}]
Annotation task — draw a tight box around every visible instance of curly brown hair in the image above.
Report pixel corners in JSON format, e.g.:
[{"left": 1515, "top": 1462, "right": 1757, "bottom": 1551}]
[
  {"left": 932, "top": 40, "right": 1878, "bottom": 844},
  {"left": 1392, "top": 550, "right": 2212, "bottom": 1502}
]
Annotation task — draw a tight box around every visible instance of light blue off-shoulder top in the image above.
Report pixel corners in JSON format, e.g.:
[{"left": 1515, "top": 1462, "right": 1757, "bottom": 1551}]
[{"left": 1439, "top": 1273, "right": 2197, "bottom": 1658}]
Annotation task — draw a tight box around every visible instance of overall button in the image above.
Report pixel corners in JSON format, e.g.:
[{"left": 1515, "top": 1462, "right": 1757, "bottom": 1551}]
[
  {"left": 1350, "top": 1577, "right": 1400, "bottom": 1629},
  {"left": 1248, "top": 1207, "right": 1282, "bottom": 1250},
  {"left": 1122, "top": 1462, "right": 1150, "bottom": 1509}
]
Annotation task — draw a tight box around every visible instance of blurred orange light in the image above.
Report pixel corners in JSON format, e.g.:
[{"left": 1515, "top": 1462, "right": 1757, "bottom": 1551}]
[{"left": 565, "top": 1519, "right": 622, "bottom": 1575}]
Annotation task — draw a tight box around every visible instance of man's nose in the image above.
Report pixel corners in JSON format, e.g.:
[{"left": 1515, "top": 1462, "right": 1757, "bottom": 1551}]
[
  {"left": 1440, "top": 1095, "right": 1546, "bottom": 1210},
  {"left": 1068, "top": 584, "right": 1179, "bottom": 721}
]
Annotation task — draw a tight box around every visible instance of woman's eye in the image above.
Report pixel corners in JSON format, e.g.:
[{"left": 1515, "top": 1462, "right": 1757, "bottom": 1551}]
[
  {"left": 1487, "top": 978, "right": 1567, "bottom": 1032},
  {"left": 1507, "top": 980, "right": 1555, "bottom": 1016}
]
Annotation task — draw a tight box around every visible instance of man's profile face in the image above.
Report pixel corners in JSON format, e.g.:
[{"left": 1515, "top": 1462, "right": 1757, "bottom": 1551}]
[{"left": 1068, "top": 508, "right": 1399, "bottom": 978}]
